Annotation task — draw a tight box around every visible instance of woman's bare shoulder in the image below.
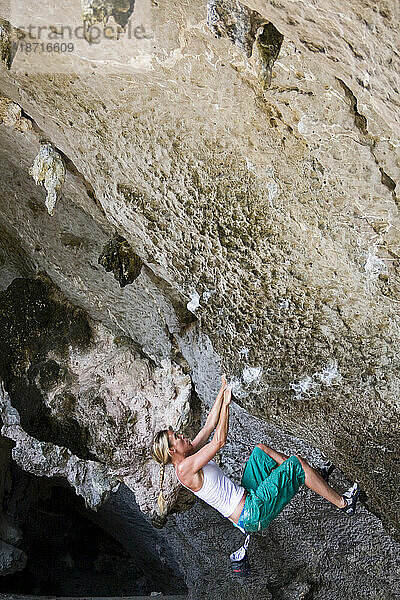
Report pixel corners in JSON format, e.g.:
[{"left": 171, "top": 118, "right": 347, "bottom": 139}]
[
  {"left": 176, "top": 461, "right": 204, "bottom": 491},
  {"left": 176, "top": 457, "right": 198, "bottom": 478}
]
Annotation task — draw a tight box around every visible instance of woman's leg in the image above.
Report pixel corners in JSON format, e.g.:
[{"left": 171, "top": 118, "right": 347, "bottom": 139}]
[
  {"left": 256, "top": 443, "right": 288, "bottom": 465},
  {"left": 294, "top": 454, "right": 346, "bottom": 508},
  {"left": 256, "top": 444, "right": 346, "bottom": 508}
]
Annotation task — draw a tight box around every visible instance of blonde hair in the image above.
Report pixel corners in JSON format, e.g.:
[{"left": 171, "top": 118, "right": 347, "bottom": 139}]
[{"left": 151, "top": 429, "right": 172, "bottom": 515}]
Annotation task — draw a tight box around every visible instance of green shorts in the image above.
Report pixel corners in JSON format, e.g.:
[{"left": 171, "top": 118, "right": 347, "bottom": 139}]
[{"left": 238, "top": 446, "right": 305, "bottom": 533}]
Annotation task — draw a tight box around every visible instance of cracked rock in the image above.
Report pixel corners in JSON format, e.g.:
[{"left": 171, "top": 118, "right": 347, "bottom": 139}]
[{"left": 0, "top": 97, "right": 32, "bottom": 132}]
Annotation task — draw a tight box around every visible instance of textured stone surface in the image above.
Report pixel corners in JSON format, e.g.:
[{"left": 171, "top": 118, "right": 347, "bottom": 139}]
[
  {"left": 164, "top": 404, "right": 400, "bottom": 599},
  {"left": 0, "top": 473, "right": 187, "bottom": 596},
  {"left": 0, "top": 97, "right": 31, "bottom": 131},
  {"left": 207, "top": 0, "right": 266, "bottom": 57},
  {"left": 98, "top": 233, "right": 143, "bottom": 287},
  {"left": 0, "top": 18, "right": 22, "bottom": 70},
  {"left": 0, "top": 513, "right": 22, "bottom": 548},
  {"left": 81, "top": 0, "right": 137, "bottom": 30},
  {"left": 29, "top": 143, "right": 66, "bottom": 216},
  {"left": 0, "top": 378, "right": 120, "bottom": 509},
  {"left": 0, "top": 0, "right": 399, "bottom": 595},
  {"left": 0, "top": 274, "right": 193, "bottom": 514},
  {"left": 0, "top": 541, "right": 26, "bottom": 577}
]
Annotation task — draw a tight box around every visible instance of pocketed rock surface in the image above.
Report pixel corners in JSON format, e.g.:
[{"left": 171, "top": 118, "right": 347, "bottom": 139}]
[
  {"left": 164, "top": 405, "right": 400, "bottom": 599},
  {"left": 0, "top": 0, "right": 399, "bottom": 596}
]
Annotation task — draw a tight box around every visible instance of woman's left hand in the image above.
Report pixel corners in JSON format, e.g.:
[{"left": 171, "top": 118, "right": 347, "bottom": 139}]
[{"left": 221, "top": 373, "right": 227, "bottom": 390}]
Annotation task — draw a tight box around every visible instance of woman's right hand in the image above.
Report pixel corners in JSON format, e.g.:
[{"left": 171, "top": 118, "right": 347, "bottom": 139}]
[{"left": 223, "top": 386, "right": 232, "bottom": 405}]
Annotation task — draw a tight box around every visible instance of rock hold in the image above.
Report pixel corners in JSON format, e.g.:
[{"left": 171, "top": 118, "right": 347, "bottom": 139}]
[
  {"left": 206, "top": 0, "right": 266, "bottom": 57},
  {"left": 0, "top": 97, "right": 32, "bottom": 132},
  {"left": 98, "top": 233, "right": 143, "bottom": 287},
  {"left": 0, "top": 18, "right": 21, "bottom": 70},
  {"left": 29, "top": 143, "right": 66, "bottom": 216}
]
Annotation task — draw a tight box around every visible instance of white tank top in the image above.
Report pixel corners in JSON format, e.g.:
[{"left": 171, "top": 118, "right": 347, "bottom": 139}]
[{"left": 176, "top": 460, "right": 245, "bottom": 518}]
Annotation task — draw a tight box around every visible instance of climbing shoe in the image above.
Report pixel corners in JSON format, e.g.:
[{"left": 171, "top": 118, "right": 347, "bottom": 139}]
[
  {"left": 317, "top": 461, "right": 335, "bottom": 483},
  {"left": 230, "top": 534, "right": 251, "bottom": 577},
  {"left": 339, "top": 482, "right": 360, "bottom": 515}
]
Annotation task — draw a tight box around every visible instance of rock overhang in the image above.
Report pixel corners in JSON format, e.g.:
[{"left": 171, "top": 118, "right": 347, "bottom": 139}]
[{"left": 0, "top": 0, "right": 398, "bottom": 538}]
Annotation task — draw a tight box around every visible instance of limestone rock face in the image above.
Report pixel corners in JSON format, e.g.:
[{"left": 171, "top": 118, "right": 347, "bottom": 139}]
[
  {"left": 0, "top": 540, "right": 27, "bottom": 577},
  {"left": 0, "top": 0, "right": 399, "bottom": 595},
  {"left": 0, "top": 274, "right": 193, "bottom": 514}
]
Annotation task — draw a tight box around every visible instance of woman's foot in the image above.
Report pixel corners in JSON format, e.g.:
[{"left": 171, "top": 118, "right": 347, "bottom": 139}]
[{"left": 338, "top": 482, "right": 360, "bottom": 515}]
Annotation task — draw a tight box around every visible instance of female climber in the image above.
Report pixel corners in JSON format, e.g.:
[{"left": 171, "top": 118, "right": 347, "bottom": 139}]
[{"left": 151, "top": 375, "right": 360, "bottom": 534}]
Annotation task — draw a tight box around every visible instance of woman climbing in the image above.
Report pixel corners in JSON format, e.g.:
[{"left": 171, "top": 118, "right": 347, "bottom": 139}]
[{"left": 151, "top": 375, "right": 360, "bottom": 534}]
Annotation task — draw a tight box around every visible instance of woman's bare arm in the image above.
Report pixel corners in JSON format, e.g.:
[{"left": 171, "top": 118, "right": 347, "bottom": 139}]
[
  {"left": 181, "top": 387, "right": 232, "bottom": 475},
  {"left": 191, "top": 374, "right": 227, "bottom": 451},
  {"left": 213, "top": 386, "right": 231, "bottom": 448}
]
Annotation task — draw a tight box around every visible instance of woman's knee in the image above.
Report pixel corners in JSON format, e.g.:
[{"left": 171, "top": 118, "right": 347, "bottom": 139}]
[
  {"left": 256, "top": 443, "right": 271, "bottom": 453},
  {"left": 294, "top": 454, "right": 308, "bottom": 468}
]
